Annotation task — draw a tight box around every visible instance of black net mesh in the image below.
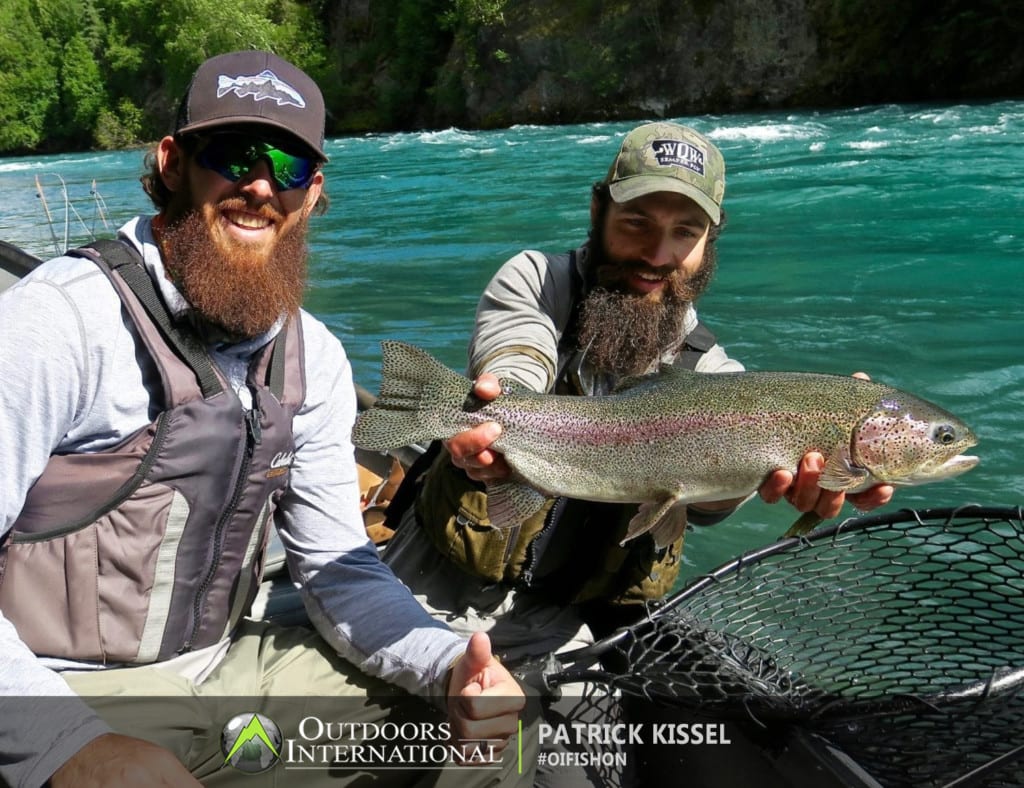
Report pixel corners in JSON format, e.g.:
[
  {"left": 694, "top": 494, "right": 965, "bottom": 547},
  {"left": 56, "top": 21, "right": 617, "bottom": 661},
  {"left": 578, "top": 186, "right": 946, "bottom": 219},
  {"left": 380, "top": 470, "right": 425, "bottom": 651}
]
[{"left": 548, "top": 505, "right": 1024, "bottom": 788}]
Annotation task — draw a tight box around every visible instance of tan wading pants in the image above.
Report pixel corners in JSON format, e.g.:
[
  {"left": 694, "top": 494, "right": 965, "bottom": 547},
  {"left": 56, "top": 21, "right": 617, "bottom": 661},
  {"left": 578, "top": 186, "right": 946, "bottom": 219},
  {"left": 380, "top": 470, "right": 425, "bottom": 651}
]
[
  {"left": 383, "top": 514, "right": 637, "bottom": 788},
  {"left": 63, "top": 620, "right": 537, "bottom": 787}
]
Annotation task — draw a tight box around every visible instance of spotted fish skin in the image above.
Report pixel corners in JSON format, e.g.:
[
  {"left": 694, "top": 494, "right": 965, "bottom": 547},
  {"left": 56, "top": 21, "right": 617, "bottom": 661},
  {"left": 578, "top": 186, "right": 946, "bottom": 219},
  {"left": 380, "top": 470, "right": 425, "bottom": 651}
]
[{"left": 352, "top": 342, "right": 979, "bottom": 547}]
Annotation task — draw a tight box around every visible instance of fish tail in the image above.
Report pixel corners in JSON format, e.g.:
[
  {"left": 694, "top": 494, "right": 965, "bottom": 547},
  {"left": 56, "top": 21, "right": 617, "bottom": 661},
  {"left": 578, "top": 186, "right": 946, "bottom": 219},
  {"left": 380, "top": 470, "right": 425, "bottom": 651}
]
[{"left": 352, "top": 341, "right": 473, "bottom": 451}]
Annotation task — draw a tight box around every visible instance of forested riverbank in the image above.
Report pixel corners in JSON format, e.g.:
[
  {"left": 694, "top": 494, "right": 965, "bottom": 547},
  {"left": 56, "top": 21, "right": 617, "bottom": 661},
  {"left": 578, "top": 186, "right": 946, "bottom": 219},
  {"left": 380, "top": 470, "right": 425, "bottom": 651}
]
[{"left": 1, "top": 0, "right": 1021, "bottom": 156}]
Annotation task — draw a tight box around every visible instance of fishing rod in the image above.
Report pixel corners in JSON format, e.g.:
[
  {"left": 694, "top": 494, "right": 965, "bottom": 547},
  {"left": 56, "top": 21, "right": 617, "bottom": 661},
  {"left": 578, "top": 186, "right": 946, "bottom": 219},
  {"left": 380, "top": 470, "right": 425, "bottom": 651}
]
[{"left": 32, "top": 175, "right": 110, "bottom": 257}]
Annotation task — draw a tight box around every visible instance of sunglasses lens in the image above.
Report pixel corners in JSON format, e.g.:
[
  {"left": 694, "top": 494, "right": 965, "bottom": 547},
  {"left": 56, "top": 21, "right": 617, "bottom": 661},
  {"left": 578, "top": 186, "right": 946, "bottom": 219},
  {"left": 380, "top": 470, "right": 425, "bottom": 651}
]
[
  {"left": 196, "top": 139, "right": 248, "bottom": 181},
  {"left": 264, "top": 147, "right": 316, "bottom": 190},
  {"left": 196, "top": 137, "right": 316, "bottom": 191}
]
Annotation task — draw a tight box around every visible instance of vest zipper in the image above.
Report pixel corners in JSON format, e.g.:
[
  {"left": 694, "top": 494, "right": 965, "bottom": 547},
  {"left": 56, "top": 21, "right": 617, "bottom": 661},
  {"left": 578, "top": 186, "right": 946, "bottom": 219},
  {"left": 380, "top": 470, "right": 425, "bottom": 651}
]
[
  {"left": 182, "top": 391, "right": 261, "bottom": 651},
  {"left": 518, "top": 497, "right": 567, "bottom": 588}
]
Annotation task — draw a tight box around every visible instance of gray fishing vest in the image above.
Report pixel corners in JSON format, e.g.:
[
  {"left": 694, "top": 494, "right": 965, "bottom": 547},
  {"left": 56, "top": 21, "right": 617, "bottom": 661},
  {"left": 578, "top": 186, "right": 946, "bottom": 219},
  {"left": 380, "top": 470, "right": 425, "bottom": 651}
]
[{"left": 0, "top": 240, "right": 305, "bottom": 663}]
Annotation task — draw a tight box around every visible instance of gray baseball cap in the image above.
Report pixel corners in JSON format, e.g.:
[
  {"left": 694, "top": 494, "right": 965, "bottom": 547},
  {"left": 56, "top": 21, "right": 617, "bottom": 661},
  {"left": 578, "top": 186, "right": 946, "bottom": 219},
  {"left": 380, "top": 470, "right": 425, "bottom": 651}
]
[
  {"left": 174, "top": 50, "right": 328, "bottom": 162},
  {"left": 603, "top": 122, "right": 725, "bottom": 224}
]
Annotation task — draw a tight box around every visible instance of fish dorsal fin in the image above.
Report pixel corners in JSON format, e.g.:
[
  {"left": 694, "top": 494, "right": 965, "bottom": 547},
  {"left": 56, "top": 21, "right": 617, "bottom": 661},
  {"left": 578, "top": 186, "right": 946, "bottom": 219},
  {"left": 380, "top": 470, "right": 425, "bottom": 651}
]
[
  {"left": 608, "top": 372, "right": 653, "bottom": 394},
  {"left": 613, "top": 364, "right": 696, "bottom": 394}
]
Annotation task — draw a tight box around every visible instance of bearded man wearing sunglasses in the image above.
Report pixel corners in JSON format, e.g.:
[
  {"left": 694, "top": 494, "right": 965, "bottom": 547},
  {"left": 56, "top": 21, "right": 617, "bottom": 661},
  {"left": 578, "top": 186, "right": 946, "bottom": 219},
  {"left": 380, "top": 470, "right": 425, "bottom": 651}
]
[{"left": 0, "top": 51, "right": 530, "bottom": 788}]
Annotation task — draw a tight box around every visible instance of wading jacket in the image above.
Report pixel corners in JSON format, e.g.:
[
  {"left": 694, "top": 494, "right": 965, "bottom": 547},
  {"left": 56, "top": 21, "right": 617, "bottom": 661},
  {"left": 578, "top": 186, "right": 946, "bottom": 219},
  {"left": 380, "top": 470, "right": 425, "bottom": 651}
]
[{"left": 0, "top": 239, "right": 303, "bottom": 663}]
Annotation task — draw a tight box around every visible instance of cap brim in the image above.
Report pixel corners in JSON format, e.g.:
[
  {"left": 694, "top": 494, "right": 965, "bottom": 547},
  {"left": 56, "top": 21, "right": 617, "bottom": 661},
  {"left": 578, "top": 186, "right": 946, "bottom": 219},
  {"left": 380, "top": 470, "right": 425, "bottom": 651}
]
[
  {"left": 176, "top": 116, "right": 328, "bottom": 163},
  {"left": 608, "top": 176, "right": 720, "bottom": 225}
]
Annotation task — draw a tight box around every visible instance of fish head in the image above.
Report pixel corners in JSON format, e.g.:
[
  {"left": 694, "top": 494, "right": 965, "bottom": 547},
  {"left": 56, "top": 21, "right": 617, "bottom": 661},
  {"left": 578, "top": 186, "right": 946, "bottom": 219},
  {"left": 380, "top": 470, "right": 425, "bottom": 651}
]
[{"left": 850, "top": 395, "right": 979, "bottom": 487}]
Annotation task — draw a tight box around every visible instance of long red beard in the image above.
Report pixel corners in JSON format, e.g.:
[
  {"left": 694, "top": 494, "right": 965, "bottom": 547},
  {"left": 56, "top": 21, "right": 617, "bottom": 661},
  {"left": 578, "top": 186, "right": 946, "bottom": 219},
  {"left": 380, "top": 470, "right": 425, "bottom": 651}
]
[{"left": 161, "top": 200, "right": 308, "bottom": 338}]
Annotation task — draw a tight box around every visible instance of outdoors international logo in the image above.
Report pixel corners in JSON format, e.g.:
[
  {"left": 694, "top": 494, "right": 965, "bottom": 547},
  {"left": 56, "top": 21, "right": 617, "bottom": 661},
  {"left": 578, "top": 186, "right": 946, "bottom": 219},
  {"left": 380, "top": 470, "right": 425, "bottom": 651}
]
[
  {"left": 221, "top": 713, "right": 283, "bottom": 774},
  {"left": 218, "top": 713, "right": 506, "bottom": 773}
]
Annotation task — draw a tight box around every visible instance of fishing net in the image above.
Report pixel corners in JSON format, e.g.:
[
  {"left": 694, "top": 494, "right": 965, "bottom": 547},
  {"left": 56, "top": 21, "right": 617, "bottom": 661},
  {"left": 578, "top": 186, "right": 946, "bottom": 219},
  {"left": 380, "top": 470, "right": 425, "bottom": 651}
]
[{"left": 529, "top": 504, "right": 1024, "bottom": 788}]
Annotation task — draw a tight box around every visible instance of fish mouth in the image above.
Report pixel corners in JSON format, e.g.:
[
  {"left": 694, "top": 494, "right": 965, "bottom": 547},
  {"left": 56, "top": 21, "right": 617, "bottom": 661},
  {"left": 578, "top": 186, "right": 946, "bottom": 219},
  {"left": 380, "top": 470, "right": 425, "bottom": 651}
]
[
  {"left": 944, "top": 454, "right": 980, "bottom": 474},
  {"left": 901, "top": 454, "right": 979, "bottom": 485}
]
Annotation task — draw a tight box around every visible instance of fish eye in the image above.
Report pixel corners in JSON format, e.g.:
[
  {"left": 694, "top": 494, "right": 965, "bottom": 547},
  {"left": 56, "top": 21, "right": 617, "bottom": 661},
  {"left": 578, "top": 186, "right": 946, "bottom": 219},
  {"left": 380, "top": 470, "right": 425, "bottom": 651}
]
[{"left": 933, "top": 424, "right": 956, "bottom": 445}]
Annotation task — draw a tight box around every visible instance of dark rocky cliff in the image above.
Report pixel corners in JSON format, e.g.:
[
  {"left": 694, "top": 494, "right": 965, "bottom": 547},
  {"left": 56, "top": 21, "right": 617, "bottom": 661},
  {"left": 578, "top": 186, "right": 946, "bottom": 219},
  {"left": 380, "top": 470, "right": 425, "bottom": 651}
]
[{"left": 324, "top": 0, "right": 1023, "bottom": 132}]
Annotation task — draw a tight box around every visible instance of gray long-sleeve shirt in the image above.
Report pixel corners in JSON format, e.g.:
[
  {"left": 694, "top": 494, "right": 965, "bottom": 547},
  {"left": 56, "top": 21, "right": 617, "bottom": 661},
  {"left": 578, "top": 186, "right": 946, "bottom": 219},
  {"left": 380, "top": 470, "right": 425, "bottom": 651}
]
[
  {"left": 469, "top": 246, "right": 743, "bottom": 391},
  {"left": 0, "top": 218, "right": 464, "bottom": 787}
]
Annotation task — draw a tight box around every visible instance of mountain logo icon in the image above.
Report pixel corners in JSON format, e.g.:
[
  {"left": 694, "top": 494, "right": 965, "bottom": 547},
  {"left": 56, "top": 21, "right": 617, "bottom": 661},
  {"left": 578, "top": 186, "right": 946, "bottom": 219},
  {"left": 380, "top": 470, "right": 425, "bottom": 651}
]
[{"left": 221, "top": 712, "right": 283, "bottom": 774}]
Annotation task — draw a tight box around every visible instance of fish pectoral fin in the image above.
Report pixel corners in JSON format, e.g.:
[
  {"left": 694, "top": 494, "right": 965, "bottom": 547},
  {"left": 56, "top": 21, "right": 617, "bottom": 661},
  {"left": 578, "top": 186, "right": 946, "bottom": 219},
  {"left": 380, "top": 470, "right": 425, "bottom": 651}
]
[
  {"left": 624, "top": 497, "right": 687, "bottom": 549},
  {"left": 486, "top": 482, "right": 548, "bottom": 530},
  {"left": 819, "top": 448, "right": 871, "bottom": 491}
]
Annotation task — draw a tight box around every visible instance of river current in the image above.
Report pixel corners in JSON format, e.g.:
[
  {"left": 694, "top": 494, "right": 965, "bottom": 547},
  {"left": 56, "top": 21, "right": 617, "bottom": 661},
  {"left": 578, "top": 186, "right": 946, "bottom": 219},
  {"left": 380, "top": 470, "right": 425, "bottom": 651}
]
[{"left": 1, "top": 100, "right": 1020, "bottom": 581}]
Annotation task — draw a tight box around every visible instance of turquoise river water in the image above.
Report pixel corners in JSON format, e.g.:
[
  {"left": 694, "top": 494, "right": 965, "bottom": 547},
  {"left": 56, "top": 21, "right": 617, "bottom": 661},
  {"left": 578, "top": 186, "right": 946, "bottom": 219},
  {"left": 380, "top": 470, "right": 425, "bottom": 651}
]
[{"left": 1, "top": 100, "right": 1020, "bottom": 583}]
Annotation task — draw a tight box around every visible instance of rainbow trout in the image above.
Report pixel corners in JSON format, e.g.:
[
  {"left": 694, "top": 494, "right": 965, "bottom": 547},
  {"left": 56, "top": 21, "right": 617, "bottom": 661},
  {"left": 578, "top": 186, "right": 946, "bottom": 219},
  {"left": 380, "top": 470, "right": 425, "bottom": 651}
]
[{"left": 352, "top": 342, "right": 979, "bottom": 547}]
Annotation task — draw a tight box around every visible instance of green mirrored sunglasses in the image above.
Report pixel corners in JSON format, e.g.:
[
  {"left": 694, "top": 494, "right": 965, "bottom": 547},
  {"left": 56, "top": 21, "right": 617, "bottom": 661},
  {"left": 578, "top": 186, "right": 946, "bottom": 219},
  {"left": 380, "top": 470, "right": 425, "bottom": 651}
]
[{"left": 195, "top": 135, "right": 317, "bottom": 191}]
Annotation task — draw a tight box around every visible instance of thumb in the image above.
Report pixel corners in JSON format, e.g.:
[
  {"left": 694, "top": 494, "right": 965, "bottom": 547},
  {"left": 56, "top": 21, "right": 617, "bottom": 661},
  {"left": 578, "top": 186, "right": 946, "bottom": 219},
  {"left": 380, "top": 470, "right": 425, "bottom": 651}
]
[
  {"left": 451, "top": 632, "right": 494, "bottom": 694},
  {"left": 472, "top": 374, "right": 502, "bottom": 402},
  {"left": 461, "top": 631, "right": 493, "bottom": 678}
]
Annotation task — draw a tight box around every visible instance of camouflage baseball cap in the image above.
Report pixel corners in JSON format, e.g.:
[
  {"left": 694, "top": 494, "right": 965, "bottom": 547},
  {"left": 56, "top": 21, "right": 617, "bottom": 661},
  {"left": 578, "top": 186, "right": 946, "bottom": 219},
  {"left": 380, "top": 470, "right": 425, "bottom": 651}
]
[{"left": 603, "top": 122, "right": 725, "bottom": 224}]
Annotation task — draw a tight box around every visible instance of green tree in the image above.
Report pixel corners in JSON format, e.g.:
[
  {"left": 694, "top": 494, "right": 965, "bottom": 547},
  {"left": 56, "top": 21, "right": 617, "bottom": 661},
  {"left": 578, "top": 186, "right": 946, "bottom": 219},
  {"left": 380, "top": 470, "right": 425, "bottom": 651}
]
[
  {"left": 156, "top": 0, "right": 282, "bottom": 96},
  {"left": 94, "top": 97, "right": 145, "bottom": 150},
  {"left": 0, "top": 0, "right": 59, "bottom": 152},
  {"left": 1, "top": 0, "right": 332, "bottom": 153},
  {"left": 58, "top": 34, "right": 109, "bottom": 147},
  {"left": 109, "top": 0, "right": 331, "bottom": 136},
  {"left": 153, "top": 0, "right": 330, "bottom": 98},
  {"left": 99, "top": 0, "right": 159, "bottom": 96}
]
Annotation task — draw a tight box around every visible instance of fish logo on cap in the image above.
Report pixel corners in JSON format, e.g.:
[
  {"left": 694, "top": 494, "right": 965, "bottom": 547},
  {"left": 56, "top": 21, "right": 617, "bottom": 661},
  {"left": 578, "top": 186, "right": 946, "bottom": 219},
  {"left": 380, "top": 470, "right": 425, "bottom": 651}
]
[
  {"left": 175, "top": 50, "right": 330, "bottom": 162},
  {"left": 216, "top": 70, "right": 307, "bottom": 109}
]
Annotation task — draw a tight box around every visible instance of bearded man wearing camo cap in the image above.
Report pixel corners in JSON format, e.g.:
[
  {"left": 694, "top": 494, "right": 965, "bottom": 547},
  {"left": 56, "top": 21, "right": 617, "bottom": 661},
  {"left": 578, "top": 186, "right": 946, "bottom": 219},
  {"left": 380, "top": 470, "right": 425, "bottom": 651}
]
[{"left": 382, "top": 121, "right": 895, "bottom": 787}]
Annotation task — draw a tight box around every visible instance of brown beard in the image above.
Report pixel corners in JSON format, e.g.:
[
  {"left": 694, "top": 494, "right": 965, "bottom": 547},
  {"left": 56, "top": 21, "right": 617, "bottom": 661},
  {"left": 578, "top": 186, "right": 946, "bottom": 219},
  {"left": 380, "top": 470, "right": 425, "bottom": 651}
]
[
  {"left": 160, "top": 199, "right": 308, "bottom": 339},
  {"left": 577, "top": 245, "right": 717, "bottom": 378}
]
